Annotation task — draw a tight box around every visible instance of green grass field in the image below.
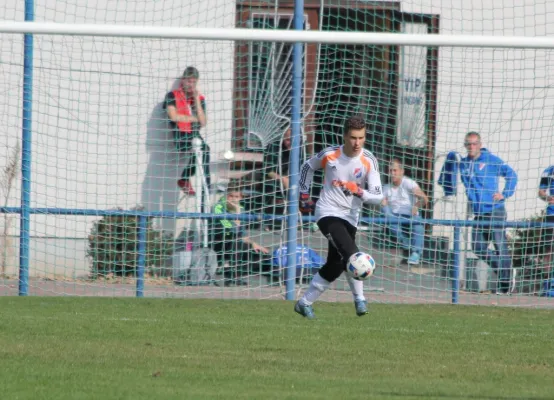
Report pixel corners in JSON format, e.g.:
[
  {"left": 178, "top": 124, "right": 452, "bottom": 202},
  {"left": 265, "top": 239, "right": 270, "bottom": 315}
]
[{"left": 0, "top": 298, "right": 553, "bottom": 400}]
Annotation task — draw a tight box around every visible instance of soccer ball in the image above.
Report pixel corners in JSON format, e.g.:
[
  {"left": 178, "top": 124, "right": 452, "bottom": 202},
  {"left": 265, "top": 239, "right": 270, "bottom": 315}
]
[{"left": 346, "top": 252, "right": 376, "bottom": 281}]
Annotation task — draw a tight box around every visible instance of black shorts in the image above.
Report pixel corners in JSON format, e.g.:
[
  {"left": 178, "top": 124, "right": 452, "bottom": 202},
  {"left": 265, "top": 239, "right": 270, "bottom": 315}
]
[
  {"left": 315, "top": 216, "right": 359, "bottom": 283},
  {"left": 541, "top": 215, "right": 554, "bottom": 251}
]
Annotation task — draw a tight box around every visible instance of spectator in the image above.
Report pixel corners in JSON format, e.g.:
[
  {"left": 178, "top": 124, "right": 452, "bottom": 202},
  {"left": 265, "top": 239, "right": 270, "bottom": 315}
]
[
  {"left": 261, "top": 128, "right": 300, "bottom": 229},
  {"left": 439, "top": 131, "right": 518, "bottom": 294},
  {"left": 538, "top": 165, "right": 554, "bottom": 276},
  {"left": 381, "top": 158, "right": 429, "bottom": 265},
  {"left": 264, "top": 128, "right": 292, "bottom": 194},
  {"left": 164, "top": 66, "right": 210, "bottom": 196},
  {"left": 260, "top": 128, "right": 292, "bottom": 230},
  {"left": 261, "top": 127, "right": 316, "bottom": 231},
  {"left": 211, "top": 183, "right": 274, "bottom": 286}
]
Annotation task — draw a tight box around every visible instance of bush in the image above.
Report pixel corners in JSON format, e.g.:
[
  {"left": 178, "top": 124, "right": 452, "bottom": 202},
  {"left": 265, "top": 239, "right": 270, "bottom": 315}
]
[{"left": 87, "top": 207, "right": 175, "bottom": 278}]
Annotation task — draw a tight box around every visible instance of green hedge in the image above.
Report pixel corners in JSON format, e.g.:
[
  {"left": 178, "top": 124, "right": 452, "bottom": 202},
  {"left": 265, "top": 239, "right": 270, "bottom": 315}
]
[{"left": 87, "top": 207, "right": 174, "bottom": 278}]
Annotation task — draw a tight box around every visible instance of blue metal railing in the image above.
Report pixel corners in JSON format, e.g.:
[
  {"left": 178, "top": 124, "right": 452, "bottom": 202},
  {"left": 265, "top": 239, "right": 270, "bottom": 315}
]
[{"left": 4, "top": 204, "right": 553, "bottom": 302}]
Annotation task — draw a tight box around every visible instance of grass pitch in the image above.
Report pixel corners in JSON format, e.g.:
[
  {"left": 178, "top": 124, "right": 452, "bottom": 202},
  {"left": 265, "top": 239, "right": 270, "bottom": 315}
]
[{"left": 0, "top": 297, "right": 553, "bottom": 400}]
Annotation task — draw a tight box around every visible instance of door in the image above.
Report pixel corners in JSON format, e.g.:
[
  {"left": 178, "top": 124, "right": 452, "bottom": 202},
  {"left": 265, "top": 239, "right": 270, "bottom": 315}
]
[{"left": 310, "top": 7, "right": 439, "bottom": 214}]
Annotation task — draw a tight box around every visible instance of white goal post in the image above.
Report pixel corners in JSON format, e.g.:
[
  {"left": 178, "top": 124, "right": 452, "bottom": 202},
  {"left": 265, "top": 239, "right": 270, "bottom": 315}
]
[{"left": 2, "top": 21, "right": 554, "bottom": 48}]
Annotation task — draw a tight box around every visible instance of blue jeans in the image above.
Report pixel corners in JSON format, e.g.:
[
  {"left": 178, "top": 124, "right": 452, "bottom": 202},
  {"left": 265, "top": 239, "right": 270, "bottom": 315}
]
[
  {"left": 472, "top": 207, "right": 512, "bottom": 284},
  {"left": 382, "top": 208, "right": 424, "bottom": 255}
]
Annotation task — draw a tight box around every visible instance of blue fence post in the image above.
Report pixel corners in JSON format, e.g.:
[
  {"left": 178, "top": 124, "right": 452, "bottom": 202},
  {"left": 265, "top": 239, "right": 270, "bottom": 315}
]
[
  {"left": 285, "top": 0, "right": 305, "bottom": 301},
  {"left": 19, "top": 0, "right": 35, "bottom": 296},
  {"left": 452, "top": 226, "right": 461, "bottom": 304},
  {"left": 136, "top": 215, "right": 147, "bottom": 298}
]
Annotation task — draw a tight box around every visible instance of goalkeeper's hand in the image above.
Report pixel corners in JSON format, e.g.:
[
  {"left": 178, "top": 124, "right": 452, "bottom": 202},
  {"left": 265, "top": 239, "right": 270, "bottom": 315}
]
[
  {"left": 342, "top": 181, "right": 364, "bottom": 198},
  {"left": 299, "top": 193, "right": 315, "bottom": 214}
]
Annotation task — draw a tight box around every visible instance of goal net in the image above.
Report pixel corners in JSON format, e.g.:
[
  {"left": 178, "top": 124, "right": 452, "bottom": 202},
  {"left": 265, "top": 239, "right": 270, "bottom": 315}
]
[{"left": 1, "top": 0, "right": 553, "bottom": 306}]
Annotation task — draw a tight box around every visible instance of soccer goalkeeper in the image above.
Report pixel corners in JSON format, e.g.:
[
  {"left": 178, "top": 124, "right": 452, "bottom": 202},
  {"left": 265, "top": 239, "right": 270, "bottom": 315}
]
[{"left": 294, "top": 115, "right": 383, "bottom": 319}]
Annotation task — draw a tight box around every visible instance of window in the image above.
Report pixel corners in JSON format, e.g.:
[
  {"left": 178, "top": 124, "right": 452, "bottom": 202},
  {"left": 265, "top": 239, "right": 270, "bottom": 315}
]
[{"left": 246, "top": 13, "right": 307, "bottom": 149}]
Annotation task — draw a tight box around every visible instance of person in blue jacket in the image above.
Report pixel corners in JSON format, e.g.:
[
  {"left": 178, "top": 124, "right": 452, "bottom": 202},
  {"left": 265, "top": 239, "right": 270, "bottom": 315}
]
[
  {"left": 440, "top": 131, "right": 518, "bottom": 294},
  {"left": 538, "top": 165, "right": 554, "bottom": 278}
]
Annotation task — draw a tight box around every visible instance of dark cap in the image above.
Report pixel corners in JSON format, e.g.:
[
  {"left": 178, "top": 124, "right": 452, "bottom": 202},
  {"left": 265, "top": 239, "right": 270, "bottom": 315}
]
[
  {"left": 226, "top": 180, "right": 243, "bottom": 195},
  {"left": 182, "top": 66, "right": 199, "bottom": 79}
]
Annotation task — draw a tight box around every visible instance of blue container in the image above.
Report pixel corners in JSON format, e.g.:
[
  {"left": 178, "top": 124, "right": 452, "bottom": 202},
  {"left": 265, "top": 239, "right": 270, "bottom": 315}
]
[
  {"left": 542, "top": 278, "right": 554, "bottom": 297},
  {"left": 272, "top": 245, "right": 324, "bottom": 278}
]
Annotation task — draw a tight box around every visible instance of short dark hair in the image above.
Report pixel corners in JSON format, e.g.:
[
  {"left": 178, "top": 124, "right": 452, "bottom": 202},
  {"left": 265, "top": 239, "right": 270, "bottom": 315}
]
[
  {"left": 465, "top": 131, "right": 481, "bottom": 141},
  {"left": 390, "top": 157, "right": 404, "bottom": 169},
  {"left": 182, "top": 66, "right": 199, "bottom": 79},
  {"left": 343, "top": 115, "right": 366, "bottom": 136},
  {"left": 226, "top": 180, "right": 243, "bottom": 195}
]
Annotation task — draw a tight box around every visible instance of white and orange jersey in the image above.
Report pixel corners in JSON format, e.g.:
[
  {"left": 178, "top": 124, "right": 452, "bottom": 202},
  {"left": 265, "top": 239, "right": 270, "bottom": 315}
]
[{"left": 299, "top": 145, "right": 383, "bottom": 226}]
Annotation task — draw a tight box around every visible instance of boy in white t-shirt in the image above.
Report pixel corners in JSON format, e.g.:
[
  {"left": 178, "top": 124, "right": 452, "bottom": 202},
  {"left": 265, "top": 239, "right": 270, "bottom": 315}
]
[{"left": 381, "top": 159, "right": 429, "bottom": 265}]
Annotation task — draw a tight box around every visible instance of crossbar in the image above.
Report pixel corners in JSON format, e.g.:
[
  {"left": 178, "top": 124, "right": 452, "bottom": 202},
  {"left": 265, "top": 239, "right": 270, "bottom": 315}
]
[{"left": 2, "top": 21, "right": 554, "bottom": 48}]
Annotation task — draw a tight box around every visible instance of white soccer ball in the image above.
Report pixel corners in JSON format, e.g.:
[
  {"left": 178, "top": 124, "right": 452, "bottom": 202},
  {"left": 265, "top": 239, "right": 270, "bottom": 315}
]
[
  {"left": 223, "top": 150, "right": 235, "bottom": 160},
  {"left": 346, "top": 252, "right": 376, "bottom": 281}
]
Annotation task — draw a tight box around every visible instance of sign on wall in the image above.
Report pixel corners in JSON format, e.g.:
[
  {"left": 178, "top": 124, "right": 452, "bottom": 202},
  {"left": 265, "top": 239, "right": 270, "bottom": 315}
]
[{"left": 396, "top": 22, "right": 428, "bottom": 148}]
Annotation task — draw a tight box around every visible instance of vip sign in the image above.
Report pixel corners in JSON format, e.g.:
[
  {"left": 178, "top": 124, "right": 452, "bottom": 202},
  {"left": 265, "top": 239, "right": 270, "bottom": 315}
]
[{"left": 397, "top": 22, "right": 428, "bottom": 148}]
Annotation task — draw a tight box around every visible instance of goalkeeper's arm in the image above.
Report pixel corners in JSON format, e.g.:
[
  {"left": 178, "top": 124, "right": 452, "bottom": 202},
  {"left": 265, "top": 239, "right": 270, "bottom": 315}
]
[
  {"left": 361, "top": 168, "right": 384, "bottom": 205},
  {"left": 298, "top": 159, "right": 318, "bottom": 196},
  {"left": 298, "top": 157, "right": 321, "bottom": 213}
]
